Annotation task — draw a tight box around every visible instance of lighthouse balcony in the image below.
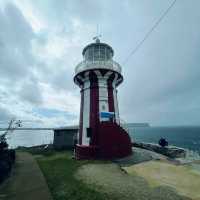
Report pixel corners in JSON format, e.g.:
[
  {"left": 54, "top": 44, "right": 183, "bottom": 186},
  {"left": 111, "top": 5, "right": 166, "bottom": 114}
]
[{"left": 75, "top": 60, "right": 122, "bottom": 75}]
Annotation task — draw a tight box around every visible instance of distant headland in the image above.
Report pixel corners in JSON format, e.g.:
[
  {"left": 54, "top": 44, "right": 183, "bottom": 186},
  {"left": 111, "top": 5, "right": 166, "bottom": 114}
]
[{"left": 127, "top": 123, "right": 150, "bottom": 127}]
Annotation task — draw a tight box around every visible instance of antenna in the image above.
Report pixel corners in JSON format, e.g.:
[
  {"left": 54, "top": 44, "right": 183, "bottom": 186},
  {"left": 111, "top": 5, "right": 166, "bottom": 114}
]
[
  {"left": 93, "top": 24, "right": 101, "bottom": 43},
  {"left": 97, "top": 24, "right": 99, "bottom": 36}
]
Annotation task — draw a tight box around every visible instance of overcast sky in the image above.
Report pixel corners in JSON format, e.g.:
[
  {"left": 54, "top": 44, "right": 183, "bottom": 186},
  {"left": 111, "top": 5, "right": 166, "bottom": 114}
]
[{"left": 0, "top": 0, "right": 200, "bottom": 127}]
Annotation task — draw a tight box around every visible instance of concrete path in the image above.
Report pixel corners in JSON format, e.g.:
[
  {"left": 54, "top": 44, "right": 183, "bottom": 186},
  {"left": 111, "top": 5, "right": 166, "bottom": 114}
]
[{"left": 0, "top": 152, "right": 53, "bottom": 200}]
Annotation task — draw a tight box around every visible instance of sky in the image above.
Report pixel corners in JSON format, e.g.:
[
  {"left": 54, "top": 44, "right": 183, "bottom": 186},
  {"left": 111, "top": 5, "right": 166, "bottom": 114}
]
[{"left": 0, "top": 0, "right": 200, "bottom": 127}]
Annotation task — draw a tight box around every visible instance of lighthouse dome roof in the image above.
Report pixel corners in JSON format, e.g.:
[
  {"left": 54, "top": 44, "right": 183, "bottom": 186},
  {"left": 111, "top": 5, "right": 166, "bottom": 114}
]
[{"left": 82, "top": 40, "right": 114, "bottom": 61}]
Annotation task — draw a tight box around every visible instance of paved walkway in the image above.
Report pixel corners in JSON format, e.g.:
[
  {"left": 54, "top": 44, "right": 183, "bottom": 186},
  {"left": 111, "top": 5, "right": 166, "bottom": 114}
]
[{"left": 0, "top": 152, "right": 53, "bottom": 200}]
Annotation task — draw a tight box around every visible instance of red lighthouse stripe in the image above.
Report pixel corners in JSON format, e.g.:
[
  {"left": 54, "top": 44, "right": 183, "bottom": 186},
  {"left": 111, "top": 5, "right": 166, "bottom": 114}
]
[
  {"left": 79, "top": 88, "right": 84, "bottom": 144},
  {"left": 89, "top": 71, "right": 99, "bottom": 145}
]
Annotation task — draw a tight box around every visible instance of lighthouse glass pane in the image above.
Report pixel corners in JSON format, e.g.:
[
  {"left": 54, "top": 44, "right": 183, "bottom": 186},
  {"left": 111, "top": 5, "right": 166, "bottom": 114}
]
[
  {"left": 83, "top": 45, "right": 113, "bottom": 62},
  {"left": 100, "top": 46, "right": 105, "bottom": 61},
  {"left": 106, "top": 47, "right": 112, "bottom": 60},
  {"left": 84, "top": 50, "right": 88, "bottom": 60},
  {"left": 87, "top": 48, "right": 93, "bottom": 61},
  {"left": 94, "top": 45, "right": 99, "bottom": 60}
]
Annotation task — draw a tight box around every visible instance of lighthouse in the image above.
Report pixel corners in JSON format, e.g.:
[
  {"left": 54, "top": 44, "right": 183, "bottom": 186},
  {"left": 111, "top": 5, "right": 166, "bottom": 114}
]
[{"left": 74, "top": 37, "right": 132, "bottom": 159}]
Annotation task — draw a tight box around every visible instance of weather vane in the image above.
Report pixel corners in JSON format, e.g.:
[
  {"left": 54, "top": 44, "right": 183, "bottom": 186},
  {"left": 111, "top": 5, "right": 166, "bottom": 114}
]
[{"left": 93, "top": 24, "right": 101, "bottom": 43}]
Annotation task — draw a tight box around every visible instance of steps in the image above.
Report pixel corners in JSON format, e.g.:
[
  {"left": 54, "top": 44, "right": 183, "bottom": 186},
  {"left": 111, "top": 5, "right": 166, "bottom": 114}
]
[{"left": 97, "top": 122, "right": 132, "bottom": 159}]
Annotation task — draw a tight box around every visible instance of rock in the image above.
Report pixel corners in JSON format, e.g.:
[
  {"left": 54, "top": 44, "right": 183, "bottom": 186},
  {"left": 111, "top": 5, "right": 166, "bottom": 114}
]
[{"left": 132, "top": 142, "right": 186, "bottom": 158}]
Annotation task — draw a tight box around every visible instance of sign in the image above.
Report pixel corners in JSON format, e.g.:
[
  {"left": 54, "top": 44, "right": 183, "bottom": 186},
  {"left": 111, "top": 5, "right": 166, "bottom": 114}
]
[{"left": 100, "top": 112, "right": 114, "bottom": 118}]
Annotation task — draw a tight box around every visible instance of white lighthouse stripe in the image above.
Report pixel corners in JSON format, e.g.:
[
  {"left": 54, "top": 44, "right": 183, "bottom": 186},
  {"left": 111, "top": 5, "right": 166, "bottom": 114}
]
[
  {"left": 113, "top": 87, "right": 120, "bottom": 124},
  {"left": 112, "top": 73, "right": 118, "bottom": 88},
  {"left": 95, "top": 70, "right": 109, "bottom": 121},
  {"left": 82, "top": 78, "right": 90, "bottom": 145},
  {"left": 112, "top": 73, "right": 120, "bottom": 124},
  {"left": 104, "top": 71, "right": 113, "bottom": 78},
  {"left": 94, "top": 70, "right": 101, "bottom": 76}
]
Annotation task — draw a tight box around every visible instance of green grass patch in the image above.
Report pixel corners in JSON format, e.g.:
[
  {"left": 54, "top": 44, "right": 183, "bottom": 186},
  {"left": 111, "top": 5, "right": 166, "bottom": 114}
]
[{"left": 35, "top": 150, "right": 111, "bottom": 200}]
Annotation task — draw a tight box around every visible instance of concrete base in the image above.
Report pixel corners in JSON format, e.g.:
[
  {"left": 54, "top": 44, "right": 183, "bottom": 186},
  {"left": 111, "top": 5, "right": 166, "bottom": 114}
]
[{"left": 75, "top": 145, "right": 98, "bottom": 160}]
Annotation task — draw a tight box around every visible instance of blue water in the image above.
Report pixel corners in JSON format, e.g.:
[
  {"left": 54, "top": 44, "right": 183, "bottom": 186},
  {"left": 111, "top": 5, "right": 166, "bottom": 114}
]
[
  {"left": 7, "top": 130, "right": 54, "bottom": 148},
  {"left": 128, "top": 126, "right": 200, "bottom": 153},
  {"left": 5, "top": 126, "right": 200, "bottom": 153}
]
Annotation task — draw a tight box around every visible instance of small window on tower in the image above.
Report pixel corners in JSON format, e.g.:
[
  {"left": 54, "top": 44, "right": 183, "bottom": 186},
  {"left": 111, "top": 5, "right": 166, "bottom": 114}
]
[
  {"left": 102, "top": 105, "right": 106, "bottom": 110},
  {"left": 87, "top": 128, "right": 92, "bottom": 138}
]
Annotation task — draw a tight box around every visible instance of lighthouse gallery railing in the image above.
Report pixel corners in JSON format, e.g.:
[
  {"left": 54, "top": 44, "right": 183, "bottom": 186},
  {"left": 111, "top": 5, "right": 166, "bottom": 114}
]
[{"left": 75, "top": 60, "right": 122, "bottom": 75}]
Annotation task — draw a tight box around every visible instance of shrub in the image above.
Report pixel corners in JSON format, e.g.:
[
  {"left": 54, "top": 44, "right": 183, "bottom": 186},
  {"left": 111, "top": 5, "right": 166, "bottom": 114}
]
[{"left": 0, "top": 149, "right": 16, "bottom": 183}]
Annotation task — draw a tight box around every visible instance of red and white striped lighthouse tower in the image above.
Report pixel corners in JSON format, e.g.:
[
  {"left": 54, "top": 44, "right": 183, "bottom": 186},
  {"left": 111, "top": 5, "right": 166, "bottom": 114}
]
[{"left": 74, "top": 37, "right": 132, "bottom": 159}]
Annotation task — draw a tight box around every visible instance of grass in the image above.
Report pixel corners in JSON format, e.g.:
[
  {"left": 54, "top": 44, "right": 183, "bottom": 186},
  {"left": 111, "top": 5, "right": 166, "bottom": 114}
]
[
  {"left": 21, "top": 147, "right": 193, "bottom": 200},
  {"left": 34, "top": 150, "right": 112, "bottom": 200}
]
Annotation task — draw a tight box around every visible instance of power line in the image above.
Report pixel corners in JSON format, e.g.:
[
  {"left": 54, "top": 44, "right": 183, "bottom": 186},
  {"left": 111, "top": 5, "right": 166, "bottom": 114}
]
[{"left": 123, "top": 0, "right": 177, "bottom": 64}]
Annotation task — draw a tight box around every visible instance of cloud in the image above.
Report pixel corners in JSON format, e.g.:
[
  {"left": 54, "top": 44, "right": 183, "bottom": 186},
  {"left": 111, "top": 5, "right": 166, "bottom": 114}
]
[
  {"left": 0, "top": 3, "right": 35, "bottom": 81},
  {"left": 0, "top": 2, "right": 80, "bottom": 127},
  {"left": 0, "top": 0, "right": 200, "bottom": 128},
  {"left": 0, "top": 106, "right": 14, "bottom": 122},
  {"left": 18, "top": 78, "right": 43, "bottom": 105}
]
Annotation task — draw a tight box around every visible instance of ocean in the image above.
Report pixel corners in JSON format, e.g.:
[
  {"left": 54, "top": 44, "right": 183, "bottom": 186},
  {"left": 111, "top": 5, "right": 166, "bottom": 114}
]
[
  {"left": 129, "top": 126, "right": 200, "bottom": 153},
  {"left": 5, "top": 126, "right": 200, "bottom": 154}
]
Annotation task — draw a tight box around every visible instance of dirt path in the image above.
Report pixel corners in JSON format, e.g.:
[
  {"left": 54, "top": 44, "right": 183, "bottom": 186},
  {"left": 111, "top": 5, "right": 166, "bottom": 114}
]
[{"left": 0, "top": 152, "right": 53, "bottom": 200}]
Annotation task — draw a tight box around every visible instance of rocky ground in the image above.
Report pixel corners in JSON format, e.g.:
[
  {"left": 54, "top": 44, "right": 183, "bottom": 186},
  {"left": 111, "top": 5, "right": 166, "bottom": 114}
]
[
  {"left": 76, "top": 163, "right": 191, "bottom": 200},
  {"left": 114, "top": 147, "right": 168, "bottom": 166},
  {"left": 0, "top": 147, "right": 199, "bottom": 200},
  {"left": 76, "top": 147, "right": 200, "bottom": 200}
]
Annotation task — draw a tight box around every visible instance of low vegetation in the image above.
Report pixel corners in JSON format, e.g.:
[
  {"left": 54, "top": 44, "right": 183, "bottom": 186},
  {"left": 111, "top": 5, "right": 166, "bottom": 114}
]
[
  {"left": 0, "top": 140, "right": 15, "bottom": 183},
  {"left": 35, "top": 150, "right": 112, "bottom": 200},
  {"left": 22, "top": 148, "right": 193, "bottom": 200}
]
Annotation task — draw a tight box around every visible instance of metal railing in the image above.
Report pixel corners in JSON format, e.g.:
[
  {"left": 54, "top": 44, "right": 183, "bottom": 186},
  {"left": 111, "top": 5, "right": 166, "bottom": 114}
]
[
  {"left": 75, "top": 60, "right": 122, "bottom": 75},
  {"left": 119, "top": 118, "right": 130, "bottom": 135}
]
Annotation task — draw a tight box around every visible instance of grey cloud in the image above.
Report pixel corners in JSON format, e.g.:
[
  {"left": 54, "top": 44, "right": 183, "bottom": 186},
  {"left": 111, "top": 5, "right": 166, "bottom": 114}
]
[
  {"left": 0, "top": 3, "right": 44, "bottom": 107},
  {"left": 18, "top": 79, "right": 43, "bottom": 105},
  {"left": 114, "top": 0, "right": 200, "bottom": 125},
  {"left": 33, "top": 0, "right": 103, "bottom": 24},
  {"left": 0, "top": 3, "right": 35, "bottom": 81},
  {"left": 0, "top": 106, "right": 15, "bottom": 121},
  {"left": 1, "top": 0, "right": 200, "bottom": 126}
]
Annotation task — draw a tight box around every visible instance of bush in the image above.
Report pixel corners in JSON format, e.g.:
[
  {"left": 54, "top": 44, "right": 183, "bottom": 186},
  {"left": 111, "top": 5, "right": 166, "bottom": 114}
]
[
  {"left": 0, "top": 149, "right": 16, "bottom": 183},
  {"left": 0, "top": 141, "right": 8, "bottom": 152},
  {"left": 0, "top": 160, "right": 10, "bottom": 183}
]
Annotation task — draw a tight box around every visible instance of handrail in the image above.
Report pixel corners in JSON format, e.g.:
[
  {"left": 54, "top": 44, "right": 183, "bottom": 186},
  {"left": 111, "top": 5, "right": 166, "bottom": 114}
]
[
  {"left": 75, "top": 60, "right": 122, "bottom": 75},
  {"left": 119, "top": 118, "right": 130, "bottom": 135}
]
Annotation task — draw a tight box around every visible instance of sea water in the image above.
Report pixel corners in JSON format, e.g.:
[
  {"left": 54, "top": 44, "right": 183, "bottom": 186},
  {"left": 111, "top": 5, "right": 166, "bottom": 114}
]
[
  {"left": 4, "top": 126, "right": 200, "bottom": 154},
  {"left": 129, "top": 126, "right": 200, "bottom": 153}
]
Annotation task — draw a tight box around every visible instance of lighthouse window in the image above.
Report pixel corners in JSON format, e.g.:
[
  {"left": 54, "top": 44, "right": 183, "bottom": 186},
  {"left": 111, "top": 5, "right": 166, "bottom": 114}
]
[
  {"left": 106, "top": 47, "right": 112, "bottom": 60},
  {"left": 87, "top": 48, "right": 93, "bottom": 61},
  {"left": 87, "top": 128, "right": 92, "bottom": 138},
  {"left": 102, "top": 105, "right": 106, "bottom": 110},
  {"left": 100, "top": 46, "right": 105, "bottom": 61},
  {"left": 84, "top": 50, "right": 88, "bottom": 60},
  {"left": 94, "top": 45, "right": 99, "bottom": 60}
]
